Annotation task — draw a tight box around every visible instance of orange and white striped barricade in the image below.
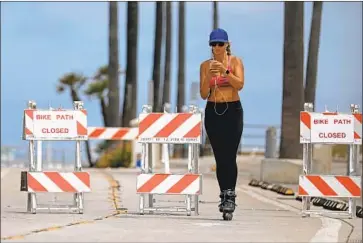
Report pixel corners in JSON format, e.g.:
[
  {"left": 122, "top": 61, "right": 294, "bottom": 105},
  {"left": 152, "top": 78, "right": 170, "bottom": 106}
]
[
  {"left": 299, "top": 103, "right": 362, "bottom": 218},
  {"left": 21, "top": 100, "right": 90, "bottom": 214},
  {"left": 88, "top": 127, "right": 138, "bottom": 140},
  {"left": 136, "top": 104, "right": 202, "bottom": 216},
  {"left": 87, "top": 127, "right": 139, "bottom": 167}
]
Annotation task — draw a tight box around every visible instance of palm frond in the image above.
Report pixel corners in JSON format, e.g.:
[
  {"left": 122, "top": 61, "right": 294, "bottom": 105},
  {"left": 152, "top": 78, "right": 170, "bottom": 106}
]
[
  {"left": 56, "top": 84, "right": 65, "bottom": 93},
  {"left": 58, "top": 72, "right": 86, "bottom": 89},
  {"left": 94, "top": 65, "right": 108, "bottom": 80},
  {"left": 84, "top": 79, "right": 108, "bottom": 97}
]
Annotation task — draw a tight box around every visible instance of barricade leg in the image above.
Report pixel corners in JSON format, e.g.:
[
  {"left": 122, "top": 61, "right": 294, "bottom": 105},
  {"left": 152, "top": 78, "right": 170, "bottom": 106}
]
[
  {"left": 74, "top": 139, "right": 84, "bottom": 213},
  {"left": 348, "top": 143, "right": 356, "bottom": 218},
  {"left": 186, "top": 143, "right": 193, "bottom": 216},
  {"left": 139, "top": 143, "right": 148, "bottom": 214},
  {"left": 73, "top": 102, "right": 85, "bottom": 214},
  {"left": 138, "top": 105, "right": 152, "bottom": 215},
  {"left": 193, "top": 143, "right": 200, "bottom": 216},
  {"left": 348, "top": 104, "right": 360, "bottom": 219},
  {"left": 184, "top": 105, "right": 200, "bottom": 216},
  {"left": 162, "top": 103, "right": 171, "bottom": 175},
  {"left": 27, "top": 140, "right": 37, "bottom": 214},
  {"left": 302, "top": 103, "right": 313, "bottom": 217},
  {"left": 26, "top": 101, "right": 37, "bottom": 214},
  {"left": 147, "top": 143, "right": 154, "bottom": 211}
]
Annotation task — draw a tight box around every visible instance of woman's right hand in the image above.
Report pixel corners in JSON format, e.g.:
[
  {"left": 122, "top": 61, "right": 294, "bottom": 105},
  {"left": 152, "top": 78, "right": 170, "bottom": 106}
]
[
  {"left": 209, "top": 68, "right": 220, "bottom": 77},
  {"left": 209, "top": 61, "right": 221, "bottom": 77}
]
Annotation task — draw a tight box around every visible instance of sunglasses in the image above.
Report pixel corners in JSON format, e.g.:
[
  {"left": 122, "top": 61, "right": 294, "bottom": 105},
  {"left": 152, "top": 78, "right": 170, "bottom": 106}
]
[{"left": 210, "top": 42, "right": 225, "bottom": 47}]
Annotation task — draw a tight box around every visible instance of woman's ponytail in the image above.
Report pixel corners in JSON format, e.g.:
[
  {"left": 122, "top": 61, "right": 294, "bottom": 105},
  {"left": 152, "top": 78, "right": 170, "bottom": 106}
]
[{"left": 226, "top": 43, "right": 231, "bottom": 56}]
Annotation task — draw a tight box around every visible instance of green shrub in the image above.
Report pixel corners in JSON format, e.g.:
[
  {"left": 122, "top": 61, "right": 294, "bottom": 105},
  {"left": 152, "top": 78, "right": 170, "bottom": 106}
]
[{"left": 96, "top": 141, "right": 132, "bottom": 168}]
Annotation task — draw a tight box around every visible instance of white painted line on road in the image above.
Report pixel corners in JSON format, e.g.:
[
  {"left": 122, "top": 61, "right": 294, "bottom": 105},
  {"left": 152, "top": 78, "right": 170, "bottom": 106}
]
[
  {"left": 193, "top": 222, "right": 224, "bottom": 227},
  {"left": 1, "top": 169, "right": 10, "bottom": 179},
  {"left": 237, "top": 185, "right": 342, "bottom": 243},
  {"left": 309, "top": 218, "right": 342, "bottom": 243},
  {"left": 237, "top": 186, "right": 300, "bottom": 213}
]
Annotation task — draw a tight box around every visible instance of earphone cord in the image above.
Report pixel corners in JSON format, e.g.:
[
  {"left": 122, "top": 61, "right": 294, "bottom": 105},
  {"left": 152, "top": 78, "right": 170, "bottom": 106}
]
[{"left": 213, "top": 77, "right": 228, "bottom": 116}]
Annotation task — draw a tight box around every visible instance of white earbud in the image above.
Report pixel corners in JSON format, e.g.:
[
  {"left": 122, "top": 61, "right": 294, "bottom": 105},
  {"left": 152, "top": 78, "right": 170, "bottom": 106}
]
[{"left": 213, "top": 77, "right": 228, "bottom": 116}]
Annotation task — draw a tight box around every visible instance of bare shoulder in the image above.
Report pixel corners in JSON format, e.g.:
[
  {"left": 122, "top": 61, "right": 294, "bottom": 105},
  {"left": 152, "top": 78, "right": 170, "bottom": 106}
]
[
  {"left": 200, "top": 59, "right": 211, "bottom": 70},
  {"left": 230, "top": 55, "right": 243, "bottom": 65}
]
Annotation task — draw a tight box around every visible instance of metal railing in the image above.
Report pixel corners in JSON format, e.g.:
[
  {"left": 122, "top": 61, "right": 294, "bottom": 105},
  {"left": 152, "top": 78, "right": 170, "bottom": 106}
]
[{"left": 1, "top": 142, "right": 88, "bottom": 169}]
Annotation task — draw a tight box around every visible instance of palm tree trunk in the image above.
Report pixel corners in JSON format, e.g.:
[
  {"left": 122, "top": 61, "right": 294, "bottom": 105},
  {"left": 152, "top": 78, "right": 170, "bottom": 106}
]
[
  {"left": 70, "top": 88, "right": 94, "bottom": 167},
  {"left": 100, "top": 97, "right": 108, "bottom": 127},
  {"left": 304, "top": 2, "right": 323, "bottom": 109},
  {"left": 162, "top": 2, "right": 172, "bottom": 106},
  {"left": 279, "top": 2, "right": 304, "bottom": 159},
  {"left": 123, "top": 2, "right": 139, "bottom": 127},
  {"left": 152, "top": 2, "right": 164, "bottom": 112},
  {"left": 177, "top": 2, "right": 186, "bottom": 158},
  {"left": 213, "top": 2, "right": 218, "bottom": 29},
  {"left": 107, "top": 2, "right": 120, "bottom": 127},
  {"left": 177, "top": 2, "right": 185, "bottom": 112}
]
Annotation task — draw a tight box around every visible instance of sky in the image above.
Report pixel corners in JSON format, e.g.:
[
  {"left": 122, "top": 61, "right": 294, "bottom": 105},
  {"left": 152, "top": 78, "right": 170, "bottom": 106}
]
[{"left": 1, "top": 2, "right": 362, "bottom": 155}]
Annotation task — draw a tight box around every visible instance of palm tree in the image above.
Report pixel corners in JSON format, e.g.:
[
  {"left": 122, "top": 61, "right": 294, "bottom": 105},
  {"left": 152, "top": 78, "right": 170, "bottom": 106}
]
[
  {"left": 162, "top": 2, "right": 172, "bottom": 106},
  {"left": 84, "top": 65, "right": 109, "bottom": 127},
  {"left": 279, "top": 2, "right": 304, "bottom": 159},
  {"left": 213, "top": 2, "right": 218, "bottom": 29},
  {"left": 84, "top": 65, "right": 126, "bottom": 155},
  {"left": 177, "top": 2, "right": 185, "bottom": 112},
  {"left": 152, "top": 2, "right": 164, "bottom": 112},
  {"left": 57, "top": 73, "right": 95, "bottom": 167},
  {"left": 177, "top": 2, "right": 186, "bottom": 158},
  {"left": 304, "top": 2, "right": 323, "bottom": 108},
  {"left": 122, "top": 2, "right": 139, "bottom": 126},
  {"left": 108, "top": 2, "right": 120, "bottom": 127}
]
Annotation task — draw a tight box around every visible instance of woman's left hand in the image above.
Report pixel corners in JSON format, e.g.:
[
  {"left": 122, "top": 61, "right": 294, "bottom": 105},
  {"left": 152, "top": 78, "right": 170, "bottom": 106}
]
[{"left": 210, "top": 61, "right": 226, "bottom": 73}]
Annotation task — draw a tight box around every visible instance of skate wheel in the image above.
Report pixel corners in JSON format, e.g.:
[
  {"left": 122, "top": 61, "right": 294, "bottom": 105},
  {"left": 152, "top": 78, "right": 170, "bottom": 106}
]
[{"left": 223, "top": 212, "right": 233, "bottom": 221}]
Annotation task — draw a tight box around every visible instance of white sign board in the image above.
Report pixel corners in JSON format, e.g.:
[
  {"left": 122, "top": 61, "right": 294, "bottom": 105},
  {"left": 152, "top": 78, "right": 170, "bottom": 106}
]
[
  {"left": 24, "top": 110, "right": 87, "bottom": 140},
  {"left": 138, "top": 137, "right": 201, "bottom": 144},
  {"left": 310, "top": 113, "right": 354, "bottom": 144}
]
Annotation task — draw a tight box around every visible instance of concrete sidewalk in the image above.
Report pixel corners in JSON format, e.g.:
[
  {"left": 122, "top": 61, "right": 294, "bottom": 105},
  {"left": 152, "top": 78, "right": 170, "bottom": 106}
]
[
  {"left": 1, "top": 168, "right": 118, "bottom": 241},
  {"left": 0, "top": 167, "right": 358, "bottom": 242},
  {"left": 1, "top": 164, "right": 361, "bottom": 242}
]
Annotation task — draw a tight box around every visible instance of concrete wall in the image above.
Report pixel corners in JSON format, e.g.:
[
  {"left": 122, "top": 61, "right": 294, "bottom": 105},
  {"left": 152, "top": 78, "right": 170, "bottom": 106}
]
[{"left": 260, "top": 145, "right": 334, "bottom": 184}]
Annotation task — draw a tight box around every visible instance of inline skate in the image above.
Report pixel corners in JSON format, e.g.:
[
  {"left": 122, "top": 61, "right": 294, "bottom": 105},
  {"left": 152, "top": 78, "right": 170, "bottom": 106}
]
[{"left": 218, "top": 189, "right": 237, "bottom": 221}]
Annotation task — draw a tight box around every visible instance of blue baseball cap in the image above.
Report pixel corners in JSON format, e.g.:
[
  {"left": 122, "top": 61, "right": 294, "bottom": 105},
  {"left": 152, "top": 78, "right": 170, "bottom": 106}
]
[{"left": 209, "top": 28, "right": 229, "bottom": 44}]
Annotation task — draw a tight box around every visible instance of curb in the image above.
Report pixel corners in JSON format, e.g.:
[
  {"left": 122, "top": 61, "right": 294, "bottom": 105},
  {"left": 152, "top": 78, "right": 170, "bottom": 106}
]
[
  {"left": 248, "top": 179, "right": 295, "bottom": 196},
  {"left": 295, "top": 196, "right": 363, "bottom": 218},
  {"left": 249, "top": 178, "right": 363, "bottom": 218}
]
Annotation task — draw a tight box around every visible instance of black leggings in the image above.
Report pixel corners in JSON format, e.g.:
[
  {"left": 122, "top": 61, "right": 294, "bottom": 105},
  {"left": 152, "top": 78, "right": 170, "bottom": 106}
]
[{"left": 204, "top": 100, "right": 244, "bottom": 192}]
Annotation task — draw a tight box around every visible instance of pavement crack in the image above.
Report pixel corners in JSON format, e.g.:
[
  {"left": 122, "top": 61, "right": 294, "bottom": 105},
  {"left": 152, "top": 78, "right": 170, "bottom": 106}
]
[
  {"left": 103, "top": 172, "right": 128, "bottom": 214},
  {"left": 1, "top": 171, "right": 126, "bottom": 241}
]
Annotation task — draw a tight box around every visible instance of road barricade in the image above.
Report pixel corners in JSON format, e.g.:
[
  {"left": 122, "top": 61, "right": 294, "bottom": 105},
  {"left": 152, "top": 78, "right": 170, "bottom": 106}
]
[
  {"left": 21, "top": 100, "right": 90, "bottom": 214},
  {"left": 87, "top": 126, "right": 139, "bottom": 167},
  {"left": 299, "top": 103, "right": 362, "bottom": 218},
  {"left": 136, "top": 104, "right": 202, "bottom": 216}
]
